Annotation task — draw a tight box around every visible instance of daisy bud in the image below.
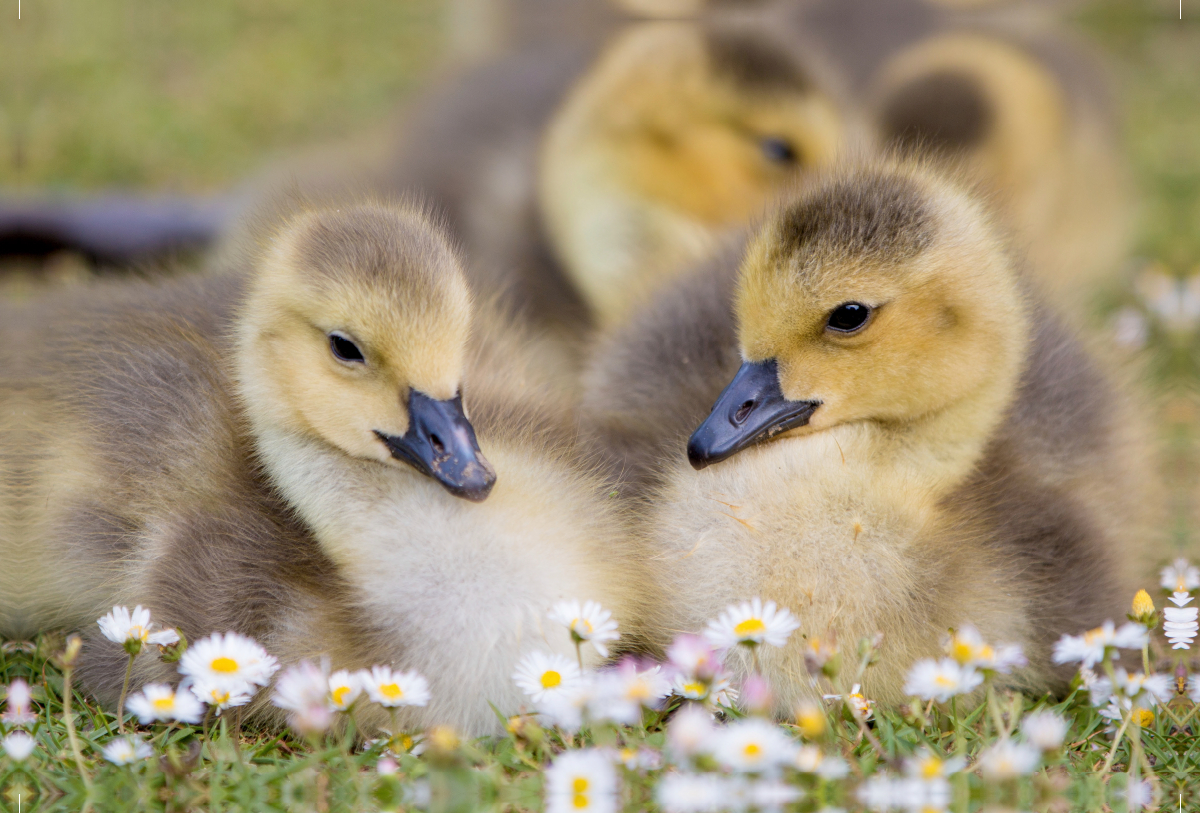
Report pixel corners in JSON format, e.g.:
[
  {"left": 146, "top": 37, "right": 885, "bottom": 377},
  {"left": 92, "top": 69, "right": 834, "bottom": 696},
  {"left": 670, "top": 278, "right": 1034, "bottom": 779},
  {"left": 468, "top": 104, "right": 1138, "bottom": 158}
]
[
  {"left": 1129, "top": 590, "right": 1158, "bottom": 629},
  {"left": 60, "top": 634, "right": 82, "bottom": 669},
  {"left": 159, "top": 630, "right": 188, "bottom": 664},
  {"left": 795, "top": 701, "right": 826, "bottom": 740}
]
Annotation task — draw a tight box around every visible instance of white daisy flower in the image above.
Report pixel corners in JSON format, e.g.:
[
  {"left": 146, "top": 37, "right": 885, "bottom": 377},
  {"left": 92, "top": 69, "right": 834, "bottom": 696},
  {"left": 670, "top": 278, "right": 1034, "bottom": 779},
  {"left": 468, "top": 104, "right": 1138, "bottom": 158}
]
[
  {"left": 1114, "top": 669, "right": 1173, "bottom": 706},
  {"left": 179, "top": 632, "right": 278, "bottom": 691},
  {"left": 945, "top": 625, "right": 1026, "bottom": 674},
  {"left": 2, "top": 731, "right": 35, "bottom": 762},
  {"left": 903, "top": 658, "right": 983, "bottom": 703},
  {"left": 513, "top": 650, "right": 582, "bottom": 704},
  {"left": 1051, "top": 621, "right": 1148, "bottom": 668},
  {"left": 588, "top": 660, "right": 671, "bottom": 725},
  {"left": 667, "top": 634, "right": 722, "bottom": 682},
  {"left": 713, "top": 717, "right": 798, "bottom": 773},
  {"left": 1020, "top": 710, "right": 1069, "bottom": 751},
  {"left": 189, "top": 679, "right": 254, "bottom": 714},
  {"left": 1163, "top": 591, "right": 1198, "bottom": 650},
  {"left": 364, "top": 665, "right": 430, "bottom": 708},
  {"left": 98, "top": 605, "right": 180, "bottom": 655},
  {"left": 904, "top": 747, "right": 966, "bottom": 779},
  {"left": 545, "top": 749, "right": 619, "bottom": 813},
  {"left": 329, "top": 669, "right": 364, "bottom": 711},
  {"left": 977, "top": 738, "right": 1040, "bottom": 779},
  {"left": 1161, "top": 558, "right": 1200, "bottom": 593},
  {"left": 613, "top": 745, "right": 662, "bottom": 771},
  {"left": 535, "top": 676, "right": 594, "bottom": 733},
  {"left": 126, "top": 683, "right": 204, "bottom": 724},
  {"left": 704, "top": 598, "right": 800, "bottom": 651},
  {"left": 548, "top": 600, "right": 621, "bottom": 658},
  {"left": 657, "top": 773, "right": 729, "bottom": 813},
  {"left": 667, "top": 704, "right": 718, "bottom": 761},
  {"left": 2, "top": 678, "right": 36, "bottom": 726},
  {"left": 101, "top": 735, "right": 153, "bottom": 765}
]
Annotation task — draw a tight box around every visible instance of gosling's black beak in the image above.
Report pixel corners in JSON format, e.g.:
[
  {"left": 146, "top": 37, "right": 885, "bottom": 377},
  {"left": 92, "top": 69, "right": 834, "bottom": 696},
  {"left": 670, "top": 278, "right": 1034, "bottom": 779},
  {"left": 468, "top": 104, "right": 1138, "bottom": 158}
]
[
  {"left": 376, "top": 391, "right": 496, "bottom": 502},
  {"left": 686, "top": 358, "right": 819, "bottom": 470}
]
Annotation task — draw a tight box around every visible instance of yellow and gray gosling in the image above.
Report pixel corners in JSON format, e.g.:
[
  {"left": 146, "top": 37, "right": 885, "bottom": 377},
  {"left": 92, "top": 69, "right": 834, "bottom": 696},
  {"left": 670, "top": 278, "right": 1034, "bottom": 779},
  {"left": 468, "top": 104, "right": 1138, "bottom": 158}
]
[
  {"left": 583, "top": 161, "right": 1157, "bottom": 711},
  {"left": 537, "top": 20, "right": 848, "bottom": 328},
  {"left": 0, "top": 199, "right": 654, "bottom": 736}
]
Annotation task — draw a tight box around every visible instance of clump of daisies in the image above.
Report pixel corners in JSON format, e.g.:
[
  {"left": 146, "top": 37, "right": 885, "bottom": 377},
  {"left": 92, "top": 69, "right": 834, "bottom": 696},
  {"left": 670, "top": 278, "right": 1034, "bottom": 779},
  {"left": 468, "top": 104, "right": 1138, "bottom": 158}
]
[{"left": 97, "top": 605, "right": 181, "bottom": 729}]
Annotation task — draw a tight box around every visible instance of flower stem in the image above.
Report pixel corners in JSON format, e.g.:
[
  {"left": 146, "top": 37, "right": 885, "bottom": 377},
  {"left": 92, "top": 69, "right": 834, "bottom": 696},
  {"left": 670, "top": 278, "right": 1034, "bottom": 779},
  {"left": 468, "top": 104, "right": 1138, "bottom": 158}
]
[
  {"left": 115, "top": 653, "right": 135, "bottom": 733},
  {"left": 1098, "top": 709, "right": 1132, "bottom": 774},
  {"left": 62, "top": 664, "right": 94, "bottom": 796}
]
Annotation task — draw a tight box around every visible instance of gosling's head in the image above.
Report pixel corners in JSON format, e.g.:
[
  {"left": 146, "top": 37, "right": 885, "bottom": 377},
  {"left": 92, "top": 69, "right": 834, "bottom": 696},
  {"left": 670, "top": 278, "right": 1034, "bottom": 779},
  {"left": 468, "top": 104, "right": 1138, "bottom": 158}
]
[
  {"left": 540, "top": 21, "right": 847, "bottom": 324},
  {"left": 236, "top": 201, "right": 496, "bottom": 501},
  {"left": 687, "top": 163, "right": 1028, "bottom": 469}
]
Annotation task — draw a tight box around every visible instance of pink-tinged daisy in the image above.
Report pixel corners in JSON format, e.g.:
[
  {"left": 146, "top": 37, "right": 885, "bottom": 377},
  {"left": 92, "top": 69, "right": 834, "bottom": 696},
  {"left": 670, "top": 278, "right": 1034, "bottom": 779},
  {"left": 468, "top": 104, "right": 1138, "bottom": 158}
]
[
  {"left": 548, "top": 600, "right": 621, "bottom": 658},
  {"left": 1051, "top": 621, "right": 1148, "bottom": 668},
  {"left": 364, "top": 665, "right": 430, "bottom": 708},
  {"left": 126, "top": 683, "right": 204, "bottom": 724},
  {"left": 513, "top": 650, "right": 582, "bottom": 704},
  {"left": 179, "top": 632, "right": 278, "bottom": 690},
  {"left": 101, "top": 735, "right": 153, "bottom": 765},
  {"left": 273, "top": 660, "right": 335, "bottom": 735},
  {"left": 2, "top": 679, "right": 36, "bottom": 726},
  {"left": 667, "top": 634, "right": 722, "bottom": 682},
  {"left": 903, "top": 658, "right": 983, "bottom": 703},
  {"left": 704, "top": 598, "right": 800, "bottom": 651},
  {"left": 545, "top": 749, "right": 619, "bottom": 813},
  {"left": 98, "top": 605, "right": 180, "bottom": 655}
]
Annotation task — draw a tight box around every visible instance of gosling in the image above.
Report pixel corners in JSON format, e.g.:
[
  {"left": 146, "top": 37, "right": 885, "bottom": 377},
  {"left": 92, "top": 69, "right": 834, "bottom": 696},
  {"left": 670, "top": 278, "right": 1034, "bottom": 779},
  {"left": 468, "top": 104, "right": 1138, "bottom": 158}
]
[
  {"left": 0, "top": 198, "right": 654, "bottom": 735},
  {"left": 583, "top": 161, "right": 1158, "bottom": 710}
]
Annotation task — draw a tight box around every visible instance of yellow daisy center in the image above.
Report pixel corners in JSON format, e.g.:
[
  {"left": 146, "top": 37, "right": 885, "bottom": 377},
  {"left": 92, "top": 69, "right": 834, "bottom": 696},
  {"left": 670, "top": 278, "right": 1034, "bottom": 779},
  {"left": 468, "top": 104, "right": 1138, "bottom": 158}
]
[
  {"left": 379, "top": 683, "right": 404, "bottom": 700},
  {"left": 128, "top": 625, "right": 146, "bottom": 641},
  {"left": 744, "top": 742, "right": 762, "bottom": 759},
  {"left": 152, "top": 697, "right": 174, "bottom": 711},
  {"left": 211, "top": 656, "right": 240, "bottom": 673},
  {"left": 734, "top": 618, "right": 766, "bottom": 637},
  {"left": 951, "top": 641, "right": 972, "bottom": 663},
  {"left": 572, "top": 794, "right": 589, "bottom": 809},
  {"left": 332, "top": 686, "right": 351, "bottom": 707},
  {"left": 1134, "top": 709, "right": 1154, "bottom": 727},
  {"left": 573, "top": 778, "right": 589, "bottom": 793},
  {"left": 920, "top": 759, "right": 942, "bottom": 779},
  {"left": 934, "top": 675, "right": 955, "bottom": 687},
  {"left": 540, "top": 670, "right": 562, "bottom": 689},
  {"left": 683, "top": 682, "right": 705, "bottom": 696},
  {"left": 211, "top": 690, "right": 230, "bottom": 705},
  {"left": 572, "top": 618, "right": 594, "bottom": 634},
  {"left": 1083, "top": 628, "right": 1104, "bottom": 645}
]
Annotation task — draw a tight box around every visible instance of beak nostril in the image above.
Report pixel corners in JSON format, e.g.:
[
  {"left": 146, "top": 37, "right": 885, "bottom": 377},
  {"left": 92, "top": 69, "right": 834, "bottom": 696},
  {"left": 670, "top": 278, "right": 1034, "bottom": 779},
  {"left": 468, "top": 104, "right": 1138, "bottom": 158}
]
[
  {"left": 430, "top": 434, "right": 445, "bottom": 455},
  {"left": 733, "top": 400, "right": 755, "bottom": 425}
]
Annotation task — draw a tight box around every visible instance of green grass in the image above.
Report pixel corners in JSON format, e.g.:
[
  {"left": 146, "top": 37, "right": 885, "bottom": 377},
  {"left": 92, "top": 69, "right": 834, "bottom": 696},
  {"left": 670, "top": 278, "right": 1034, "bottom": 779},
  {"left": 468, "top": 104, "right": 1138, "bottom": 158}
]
[{"left": 2, "top": 631, "right": 1198, "bottom": 812}]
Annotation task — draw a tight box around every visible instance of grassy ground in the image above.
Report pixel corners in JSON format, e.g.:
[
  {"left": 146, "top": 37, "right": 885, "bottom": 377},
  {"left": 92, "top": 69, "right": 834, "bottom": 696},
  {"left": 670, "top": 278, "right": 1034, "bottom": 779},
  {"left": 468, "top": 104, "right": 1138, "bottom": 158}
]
[{"left": 1, "top": 0, "right": 1198, "bottom": 810}]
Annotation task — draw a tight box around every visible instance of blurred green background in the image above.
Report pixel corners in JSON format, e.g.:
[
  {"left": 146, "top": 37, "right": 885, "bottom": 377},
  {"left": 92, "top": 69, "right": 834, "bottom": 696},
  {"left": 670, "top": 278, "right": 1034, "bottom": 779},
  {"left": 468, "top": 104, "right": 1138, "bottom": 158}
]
[{"left": 1, "top": 0, "right": 1197, "bottom": 551}]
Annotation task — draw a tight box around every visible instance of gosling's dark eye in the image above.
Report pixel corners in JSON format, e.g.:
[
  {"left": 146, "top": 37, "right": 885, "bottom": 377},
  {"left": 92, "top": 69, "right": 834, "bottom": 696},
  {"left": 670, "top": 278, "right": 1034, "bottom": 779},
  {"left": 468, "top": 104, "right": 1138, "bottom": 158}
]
[
  {"left": 826, "top": 302, "right": 871, "bottom": 333},
  {"left": 328, "top": 332, "right": 365, "bottom": 363},
  {"left": 760, "top": 137, "right": 797, "bottom": 165}
]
